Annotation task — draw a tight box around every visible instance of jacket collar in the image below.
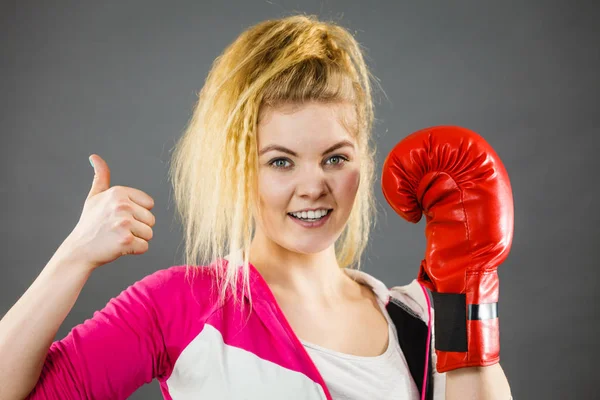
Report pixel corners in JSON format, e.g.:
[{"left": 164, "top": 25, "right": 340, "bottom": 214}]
[{"left": 344, "top": 268, "right": 431, "bottom": 325}]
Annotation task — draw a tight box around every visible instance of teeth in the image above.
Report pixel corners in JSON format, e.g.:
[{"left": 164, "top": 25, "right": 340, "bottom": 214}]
[{"left": 290, "top": 209, "right": 330, "bottom": 220}]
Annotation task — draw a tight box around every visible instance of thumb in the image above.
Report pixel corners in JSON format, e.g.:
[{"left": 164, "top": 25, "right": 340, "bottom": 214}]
[{"left": 87, "top": 154, "right": 111, "bottom": 199}]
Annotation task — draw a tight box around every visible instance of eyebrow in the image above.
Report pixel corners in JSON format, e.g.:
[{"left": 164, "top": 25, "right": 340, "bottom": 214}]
[{"left": 258, "top": 140, "right": 355, "bottom": 157}]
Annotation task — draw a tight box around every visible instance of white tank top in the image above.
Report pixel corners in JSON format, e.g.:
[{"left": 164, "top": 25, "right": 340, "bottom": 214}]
[{"left": 301, "top": 298, "right": 421, "bottom": 400}]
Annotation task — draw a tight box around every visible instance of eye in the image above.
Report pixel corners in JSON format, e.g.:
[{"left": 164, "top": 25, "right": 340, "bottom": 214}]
[
  {"left": 269, "top": 158, "right": 293, "bottom": 169},
  {"left": 324, "top": 155, "right": 349, "bottom": 166}
]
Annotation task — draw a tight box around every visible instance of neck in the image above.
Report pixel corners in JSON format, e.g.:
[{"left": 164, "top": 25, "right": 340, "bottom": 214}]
[{"left": 248, "top": 232, "right": 353, "bottom": 306}]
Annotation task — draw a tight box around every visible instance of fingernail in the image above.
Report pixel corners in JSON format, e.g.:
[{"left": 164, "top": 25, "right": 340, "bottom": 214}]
[{"left": 89, "top": 156, "right": 94, "bottom": 168}]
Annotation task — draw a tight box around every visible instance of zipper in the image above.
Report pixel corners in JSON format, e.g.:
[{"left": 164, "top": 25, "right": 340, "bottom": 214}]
[
  {"left": 389, "top": 296, "right": 425, "bottom": 321},
  {"left": 389, "top": 295, "right": 433, "bottom": 400}
]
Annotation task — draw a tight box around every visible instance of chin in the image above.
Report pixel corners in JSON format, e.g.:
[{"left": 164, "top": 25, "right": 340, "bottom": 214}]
[{"left": 280, "top": 235, "right": 337, "bottom": 255}]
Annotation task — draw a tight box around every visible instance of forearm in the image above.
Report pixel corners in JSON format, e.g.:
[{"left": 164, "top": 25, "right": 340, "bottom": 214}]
[
  {"left": 445, "top": 363, "right": 512, "bottom": 400},
  {"left": 0, "top": 243, "right": 92, "bottom": 399}
]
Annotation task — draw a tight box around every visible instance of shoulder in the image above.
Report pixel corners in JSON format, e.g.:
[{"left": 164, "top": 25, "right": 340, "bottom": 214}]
[
  {"left": 127, "top": 265, "right": 216, "bottom": 297},
  {"left": 343, "top": 268, "right": 432, "bottom": 323},
  {"left": 116, "top": 264, "right": 224, "bottom": 320},
  {"left": 389, "top": 280, "right": 433, "bottom": 324},
  {"left": 112, "top": 265, "right": 228, "bottom": 351},
  {"left": 136, "top": 264, "right": 216, "bottom": 288}
]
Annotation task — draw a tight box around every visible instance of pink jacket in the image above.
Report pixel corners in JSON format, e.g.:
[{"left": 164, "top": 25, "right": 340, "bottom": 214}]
[{"left": 27, "top": 263, "right": 446, "bottom": 399}]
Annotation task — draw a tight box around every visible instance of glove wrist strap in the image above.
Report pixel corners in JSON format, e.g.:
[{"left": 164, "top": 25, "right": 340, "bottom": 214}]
[
  {"left": 430, "top": 292, "right": 469, "bottom": 352},
  {"left": 430, "top": 291, "right": 501, "bottom": 373}
]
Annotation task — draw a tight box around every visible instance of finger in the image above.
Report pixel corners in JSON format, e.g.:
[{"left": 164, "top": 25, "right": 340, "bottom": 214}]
[
  {"left": 129, "top": 219, "right": 154, "bottom": 242},
  {"left": 125, "top": 236, "right": 150, "bottom": 256},
  {"left": 87, "top": 154, "right": 111, "bottom": 199},
  {"left": 130, "top": 201, "right": 156, "bottom": 227},
  {"left": 126, "top": 187, "right": 155, "bottom": 210}
]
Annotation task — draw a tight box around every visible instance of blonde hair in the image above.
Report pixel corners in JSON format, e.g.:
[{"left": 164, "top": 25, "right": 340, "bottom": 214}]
[{"left": 168, "top": 14, "right": 377, "bottom": 307}]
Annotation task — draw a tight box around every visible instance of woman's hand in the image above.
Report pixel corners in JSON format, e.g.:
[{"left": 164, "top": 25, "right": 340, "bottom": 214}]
[
  {"left": 60, "top": 154, "right": 156, "bottom": 272},
  {"left": 381, "top": 126, "right": 514, "bottom": 373}
]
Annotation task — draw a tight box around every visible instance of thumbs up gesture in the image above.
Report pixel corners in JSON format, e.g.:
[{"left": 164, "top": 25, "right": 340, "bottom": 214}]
[{"left": 60, "top": 154, "right": 156, "bottom": 272}]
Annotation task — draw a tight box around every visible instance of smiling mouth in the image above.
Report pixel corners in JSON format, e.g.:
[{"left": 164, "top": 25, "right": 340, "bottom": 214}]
[{"left": 287, "top": 209, "right": 333, "bottom": 222}]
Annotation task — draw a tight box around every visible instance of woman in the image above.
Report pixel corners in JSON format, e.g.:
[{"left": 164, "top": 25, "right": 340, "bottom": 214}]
[{"left": 0, "top": 15, "right": 513, "bottom": 400}]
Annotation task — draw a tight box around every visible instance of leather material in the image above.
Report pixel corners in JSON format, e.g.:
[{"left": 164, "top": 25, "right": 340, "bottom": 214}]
[{"left": 381, "top": 125, "right": 514, "bottom": 373}]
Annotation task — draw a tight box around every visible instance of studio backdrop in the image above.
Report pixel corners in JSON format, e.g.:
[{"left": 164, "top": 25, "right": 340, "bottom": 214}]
[{"left": 2, "top": 1, "right": 598, "bottom": 399}]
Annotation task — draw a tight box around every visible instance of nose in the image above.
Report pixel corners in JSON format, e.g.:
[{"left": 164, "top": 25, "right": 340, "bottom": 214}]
[{"left": 295, "top": 165, "right": 328, "bottom": 200}]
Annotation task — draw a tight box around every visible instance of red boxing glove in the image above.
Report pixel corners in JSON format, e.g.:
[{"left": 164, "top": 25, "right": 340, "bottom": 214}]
[{"left": 381, "top": 126, "right": 514, "bottom": 373}]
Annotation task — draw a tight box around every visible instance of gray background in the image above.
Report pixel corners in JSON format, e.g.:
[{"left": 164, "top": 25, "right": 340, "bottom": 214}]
[{"left": 2, "top": 0, "right": 599, "bottom": 398}]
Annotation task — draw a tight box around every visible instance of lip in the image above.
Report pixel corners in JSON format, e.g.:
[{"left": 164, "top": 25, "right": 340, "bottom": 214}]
[
  {"left": 288, "top": 210, "right": 332, "bottom": 228},
  {"left": 289, "top": 207, "right": 333, "bottom": 213}
]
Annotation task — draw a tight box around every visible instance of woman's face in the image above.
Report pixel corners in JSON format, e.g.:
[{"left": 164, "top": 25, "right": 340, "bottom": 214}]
[{"left": 254, "top": 102, "right": 360, "bottom": 255}]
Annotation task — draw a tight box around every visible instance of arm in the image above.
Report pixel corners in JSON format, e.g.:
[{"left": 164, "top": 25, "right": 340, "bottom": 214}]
[
  {"left": 0, "top": 242, "right": 171, "bottom": 400},
  {"left": 0, "top": 154, "right": 160, "bottom": 399},
  {"left": 27, "top": 264, "right": 171, "bottom": 399},
  {"left": 446, "top": 364, "right": 512, "bottom": 400},
  {"left": 0, "top": 242, "right": 92, "bottom": 400},
  {"left": 381, "top": 126, "right": 515, "bottom": 398}
]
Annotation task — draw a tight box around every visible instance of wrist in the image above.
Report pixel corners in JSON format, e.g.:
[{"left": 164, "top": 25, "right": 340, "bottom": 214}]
[
  {"left": 431, "top": 288, "right": 501, "bottom": 373},
  {"left": 48, "top": 238, "right": 95, "bottom": 277}
]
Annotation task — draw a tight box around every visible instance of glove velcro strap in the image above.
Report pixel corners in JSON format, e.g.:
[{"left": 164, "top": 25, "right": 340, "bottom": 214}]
[{"left": 431, "top": 292, "right": 498, "bottom": 353}]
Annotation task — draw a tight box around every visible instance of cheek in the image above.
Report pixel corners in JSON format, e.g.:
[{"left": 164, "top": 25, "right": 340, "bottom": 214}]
[
  {"left": 333, "top": 167, "right": 361, "bottom": 206},
  {"left": 258, "top": 170, "right": 294, "bottom": 214}
]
